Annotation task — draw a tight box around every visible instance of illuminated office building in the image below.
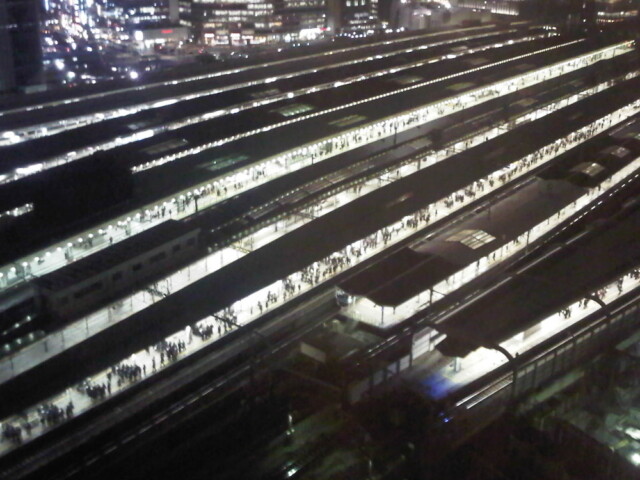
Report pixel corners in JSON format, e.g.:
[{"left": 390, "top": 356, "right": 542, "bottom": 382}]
[
  {"left": 454, "top": 0, "right": 522, "bottom": 16},
  {"left": 389, "top": 0, "right": 454, "bottom": 31},
  {"left": 0, "top": 0, "right": 43, "bottom": 92},
  {"left": 185, "top": 0, "right": 379, "bottom": 45},
  {"left": 594, "top": 0, "right": 637, "bottom": 23},
  {"left": 99, "top": 0, "right": 187, "bottom": 51},
  {"left": 99, "top": 0, "right": 179, "bottom": 27},
  {"left": 186, "top": 0, "right": 328, "bottom": 45},
  {"left": 457, "top": 0, "right": 636, "bottom": 22},
  {"left": 328, "top": 0, "right": 378, "bottom": 33},
  {"left": 109, "top": 0, "right": 180, "bottom": 25}
]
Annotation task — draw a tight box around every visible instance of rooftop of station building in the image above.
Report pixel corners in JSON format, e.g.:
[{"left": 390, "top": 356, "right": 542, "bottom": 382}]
[{"left": 434, "top": 201, "right": 640, "bottom": 358}]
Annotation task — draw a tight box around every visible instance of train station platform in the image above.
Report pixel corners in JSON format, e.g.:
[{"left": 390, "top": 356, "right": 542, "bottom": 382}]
[{"left": 0, "top": 69, "right": 639, "bottom": 432}]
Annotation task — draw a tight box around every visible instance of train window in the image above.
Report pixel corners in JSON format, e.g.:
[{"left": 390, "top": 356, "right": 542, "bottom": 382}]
[
  {"left": 112, "top": 272, "right": 123, "bottom": 282},
  {"left": 132, "top": 263, "right": 142, "bottom": 272},
  {"left": 172, "top": 244, "right": 181, "bottom": 253}
]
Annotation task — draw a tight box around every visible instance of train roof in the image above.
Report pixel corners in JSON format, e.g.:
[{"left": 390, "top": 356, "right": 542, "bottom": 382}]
[{"left": 34, "top": 219, "right": 190, "bottom": 292}]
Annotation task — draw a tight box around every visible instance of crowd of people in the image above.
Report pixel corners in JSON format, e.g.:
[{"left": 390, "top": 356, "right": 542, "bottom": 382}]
[
  {"left": 0, "top": 399, "right": 79, "bottom": 443},
  {"left": 193, "top": 322, "right": 217, "bottom": 341},
  {"left": 86, "top": 382, "right": 110, "bottom": 400},
  {"left": 114, "top": 362, "right": 145, "bottom": 385},
  {"left": 157, "top": 340, "right": 187, "bottom": 365},
  {"left": 2, "top": 423, "right": 23, "bottom": 444},
  {"left": 194, "top": 313, "right": 235, "bottom": 340}
]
